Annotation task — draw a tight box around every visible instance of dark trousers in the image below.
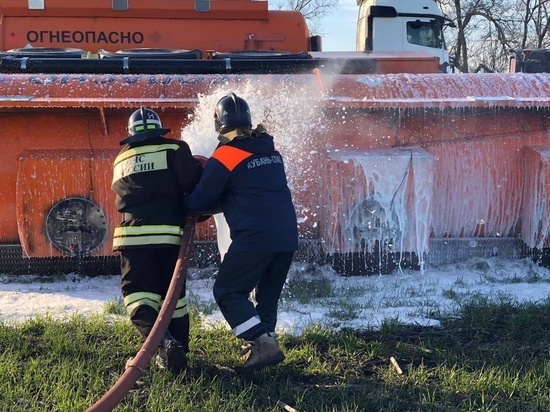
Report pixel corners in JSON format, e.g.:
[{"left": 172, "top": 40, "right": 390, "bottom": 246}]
[
  {"left": 120, "top": 248, "right": 189, "bottom": 352},
  {"left": 213, "top": 250, "right": 294, "bottom": 341}
]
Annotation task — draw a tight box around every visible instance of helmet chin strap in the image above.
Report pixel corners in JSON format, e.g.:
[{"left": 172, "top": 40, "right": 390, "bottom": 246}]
[{"left": 140, "top": 107, "right": 148, "bottom": 130}]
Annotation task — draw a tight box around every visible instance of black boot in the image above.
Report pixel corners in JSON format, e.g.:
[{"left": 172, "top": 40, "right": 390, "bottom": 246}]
[
  {"left": 156, "top": 330, "right": 187, "bottom": 374},
  {"left": 168, "top": 316, "right": 190, "bottom": 354}
]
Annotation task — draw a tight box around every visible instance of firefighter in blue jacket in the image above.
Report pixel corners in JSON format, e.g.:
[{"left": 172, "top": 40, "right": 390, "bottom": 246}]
[
  {"left": 185, "top": 92, "right": 298, "bottom": 372},
  {"left": 111, "top": 107, "right": 203, "bottom": 374}
]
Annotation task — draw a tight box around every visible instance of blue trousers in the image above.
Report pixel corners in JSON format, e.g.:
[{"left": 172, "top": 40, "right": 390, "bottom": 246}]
[{"left": 213, "top": 250, "right": 294, "bottom": 341}]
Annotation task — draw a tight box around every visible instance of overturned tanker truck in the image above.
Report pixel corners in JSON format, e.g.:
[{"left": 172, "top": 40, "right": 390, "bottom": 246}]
[{"left": 1, "top": 0, "right": 550, "bottom": 276}]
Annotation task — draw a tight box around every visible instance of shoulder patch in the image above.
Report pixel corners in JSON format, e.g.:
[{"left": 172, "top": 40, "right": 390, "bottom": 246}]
[{"left": 211, "top": 146, "right": 253, "bottom": 172}]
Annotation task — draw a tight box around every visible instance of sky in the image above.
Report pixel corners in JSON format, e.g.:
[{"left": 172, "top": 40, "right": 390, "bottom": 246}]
[
  {"left": 1, "top": 257, "right": 550, "bottom": 336},
  {"left": 317, "top": 0, "right": 358, "bottom": 51}
]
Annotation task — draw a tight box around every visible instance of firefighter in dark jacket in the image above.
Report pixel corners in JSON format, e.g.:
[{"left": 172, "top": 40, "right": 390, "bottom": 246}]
[
  {"left": 111, "top": 107, "right": 203, "bottom": 374},
  {"left": 185, "top": 92, "right": 298, "bottom": 372}
]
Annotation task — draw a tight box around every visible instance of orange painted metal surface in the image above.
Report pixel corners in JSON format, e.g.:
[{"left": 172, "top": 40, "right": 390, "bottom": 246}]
[
  {"left": 1, "top": 0, "right": 550, "bottom": 270},
  {"left": 16, "top": 149, "right": 119, "bottom": 257},
  {"left": 2, "top": 71, "right": 550, "bottom": 262},
  {"left": 522, "top": 147, "right": 550, "bottom": 249},
  {"left": 0, "top": 107, "right": 213, "bottom": 258},
  {"left": 313, "top": 108, "right": 550, "bottom": 253},
  {"left": 0, "top": 73, "right": 321, "bottom": 108},
  {"left": 320, "top": 148, "right": 434, "bottom": 254},
  {"left": 0, "top": 0, "right": 309, "bottom": 53},
  {"left": 322, "top": 73, "right": 550, "bottom": 109}
]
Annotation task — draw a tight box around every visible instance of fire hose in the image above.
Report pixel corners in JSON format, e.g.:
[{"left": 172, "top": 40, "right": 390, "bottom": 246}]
[{"left": 86, "top": 212, "right": 199, "bottom": 412}]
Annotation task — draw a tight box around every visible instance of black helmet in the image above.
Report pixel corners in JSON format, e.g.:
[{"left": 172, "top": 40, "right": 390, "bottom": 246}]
[
  {"left": 214, "top": 92, "right": 252, "bottom": 133},
  {"left": 127, "top": 107, "right": 164, "bottom": 136}
]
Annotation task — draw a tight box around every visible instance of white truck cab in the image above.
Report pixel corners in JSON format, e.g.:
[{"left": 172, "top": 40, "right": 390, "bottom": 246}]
[{"left": 356, "top": 0, "right": 451, "bottom": 72}]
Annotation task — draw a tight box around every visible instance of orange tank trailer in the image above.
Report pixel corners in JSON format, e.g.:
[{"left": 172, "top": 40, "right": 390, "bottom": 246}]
[
  {"left": 0, "top": 0, "right": 316, "bottom": 274},
  {"left": 0, "top": 0, "right": 310, "bottom": 54},
  {"left": 313, "top": 73, "right": 550, "bottom": 273},
  {"left": 1, "top": 0, "right": 550, "bottom": 275}
]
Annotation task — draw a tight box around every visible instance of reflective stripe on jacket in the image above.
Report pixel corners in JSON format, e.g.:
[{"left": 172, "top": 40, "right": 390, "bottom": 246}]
[
  {"left": 112, "top": 135, "right": 203, "bottom": 250},
  {"left": 112, "top": 225, "right": 183, "bottom": 248}
]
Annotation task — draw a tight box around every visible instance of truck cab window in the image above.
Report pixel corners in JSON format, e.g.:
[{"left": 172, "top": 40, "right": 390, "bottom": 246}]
[{"left": 407, "top": 21, "right": 438, "bottom": 48}]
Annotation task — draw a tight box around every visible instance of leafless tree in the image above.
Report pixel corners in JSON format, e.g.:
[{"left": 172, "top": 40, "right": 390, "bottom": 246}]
[
  {"left": 438, "top": 0, "right": 550, "bottom": 72},
  {"left": 270, "top": 0, "right": 339, "bottom": 33},
  {"left": 516, "top": 0, "right": 550, "bottom": 49},
  {"left": 437, "top": 0, "right": 515, "bottom": 72}
]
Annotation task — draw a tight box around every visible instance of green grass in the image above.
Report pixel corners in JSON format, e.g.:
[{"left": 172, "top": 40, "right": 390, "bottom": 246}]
[{"left": 0, "top": 299, "right": 549, "bottom": 411}]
